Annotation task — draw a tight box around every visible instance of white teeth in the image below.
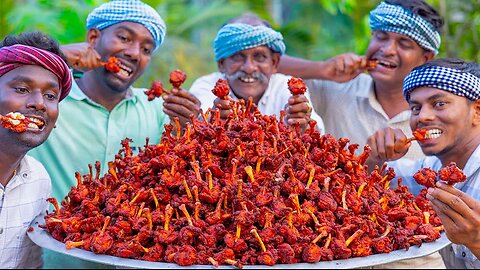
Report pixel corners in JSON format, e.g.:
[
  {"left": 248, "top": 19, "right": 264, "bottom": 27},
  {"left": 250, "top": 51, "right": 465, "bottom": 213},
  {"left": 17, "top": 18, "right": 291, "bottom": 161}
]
[
  {"left": 118, "top": 69, "right": 130, "bottom": 77},
  {"left": 425, "top": 129, "right": 442, "bottom": 139},
  {"left": 28, "top": 122, "right": 39, "bottom": 129},
  {"left": 119, "top": 64, "right": 132, "bottom": 74},
  {"left": 379, "top": 60, "right": 395, "bottom": 68},
  {"left": 239, "top": 77, "right": 255, "bottom": 83}
]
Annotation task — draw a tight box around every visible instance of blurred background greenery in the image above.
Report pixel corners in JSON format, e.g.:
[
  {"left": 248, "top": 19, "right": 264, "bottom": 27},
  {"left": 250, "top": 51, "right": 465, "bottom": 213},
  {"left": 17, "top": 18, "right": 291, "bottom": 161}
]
[{"left": 1, "top": 0, "right": 479, "bottom": 88}]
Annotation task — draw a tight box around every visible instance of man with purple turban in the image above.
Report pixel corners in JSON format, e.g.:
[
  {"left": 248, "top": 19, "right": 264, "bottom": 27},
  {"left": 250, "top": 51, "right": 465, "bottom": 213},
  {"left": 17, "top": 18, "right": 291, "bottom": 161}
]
[{"left": 0, "top": 31, "right": 72, "bottom": 268}]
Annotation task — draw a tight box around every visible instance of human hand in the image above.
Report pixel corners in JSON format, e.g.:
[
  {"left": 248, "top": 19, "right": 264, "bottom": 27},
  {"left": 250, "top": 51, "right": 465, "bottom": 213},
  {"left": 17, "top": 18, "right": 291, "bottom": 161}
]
[
  {"left": 284, "top": 94, "right": 311, "bottom": 131},
  {"left": 320, "top": 53, "right": 369, "bottom": 83},
  {"left": 426, "top": 183, "right": 480, "bottom": 253},
  {"left": 212, "top": 97, "right": 233, "bottom": 120},
  {"left": 366, "top": 127, "right": 410, "bottom": 166},
  {"left": 61, "top": 42, "right": 102, "bottom": 71},
  {"left": 163, "top": 88, "right": 201, "bottom": 130}
]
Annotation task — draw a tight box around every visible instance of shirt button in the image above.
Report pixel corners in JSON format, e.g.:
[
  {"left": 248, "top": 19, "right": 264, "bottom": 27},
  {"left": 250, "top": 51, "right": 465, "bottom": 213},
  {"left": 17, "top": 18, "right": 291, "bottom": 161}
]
[
  {"left": 462, "top": 252, "right": 466, "bottom": 257},
  {"left": 0, "top": 228, "right": 3, "bottom": 234}
]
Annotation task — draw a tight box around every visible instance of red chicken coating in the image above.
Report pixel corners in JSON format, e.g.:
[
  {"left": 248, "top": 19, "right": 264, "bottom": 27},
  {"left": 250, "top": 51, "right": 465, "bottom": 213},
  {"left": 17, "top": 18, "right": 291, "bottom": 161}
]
[
  {"left": 413, "top": 168, "right": 437, "bottom": 188},
  {"left": 169, "top": 69, "right": 187, "bottom": 89},
  {"left": 438, "top": 162, "right": 467, "bottom": 185},
  {"left": 212, "top": 79, "right": 230, "bottom": 99},
  {"left": 287, "top": 77, "right": 307, "bottom": 95}
]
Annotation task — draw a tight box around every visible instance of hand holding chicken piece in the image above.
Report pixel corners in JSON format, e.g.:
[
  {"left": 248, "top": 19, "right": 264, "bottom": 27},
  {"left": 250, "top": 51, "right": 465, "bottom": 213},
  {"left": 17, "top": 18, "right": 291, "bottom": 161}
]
[
  {"left": 285, "top": 77, "right": 312, "bottom": 130},
  {"left": 366, "top": 127, "right": 410, "bottom": 167},
  {"left": 426, "top": 182, "right": 480, "bottom": 258}
]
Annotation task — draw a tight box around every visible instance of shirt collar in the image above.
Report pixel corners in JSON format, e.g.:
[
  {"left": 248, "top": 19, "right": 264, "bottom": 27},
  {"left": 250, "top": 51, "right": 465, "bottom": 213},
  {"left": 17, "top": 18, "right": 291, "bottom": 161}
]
[{"left": 3, "top": 156, "right": 31, "bottom": 190}]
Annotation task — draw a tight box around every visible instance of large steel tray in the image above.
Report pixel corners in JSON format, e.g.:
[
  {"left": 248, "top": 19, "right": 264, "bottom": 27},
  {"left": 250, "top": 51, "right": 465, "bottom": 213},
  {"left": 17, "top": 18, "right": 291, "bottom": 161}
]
[{"left": 28, "top": 214, "right": 451, "bottom": 269}]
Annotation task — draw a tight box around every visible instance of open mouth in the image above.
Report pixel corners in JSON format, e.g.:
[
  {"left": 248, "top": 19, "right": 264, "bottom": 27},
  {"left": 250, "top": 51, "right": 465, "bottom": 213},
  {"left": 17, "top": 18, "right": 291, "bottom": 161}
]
[
  {"left": 117, "top": 63, "right": 133, "bottom": 77},
  {"left": 238, "top": 76, "right": 257, "bottom": 83},
  {"left": 377, "top": 60, "right": 398, "bottom": 69},
  {"left": 424, "top": 128, "right": 443, "bottom": 139}
]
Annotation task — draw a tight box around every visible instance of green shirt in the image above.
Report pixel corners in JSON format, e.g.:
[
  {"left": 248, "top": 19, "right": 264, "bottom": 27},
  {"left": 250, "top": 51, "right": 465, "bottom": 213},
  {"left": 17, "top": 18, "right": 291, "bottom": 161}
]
[{"left": 29, "top": 79, "right": 168, "bottom": 201}]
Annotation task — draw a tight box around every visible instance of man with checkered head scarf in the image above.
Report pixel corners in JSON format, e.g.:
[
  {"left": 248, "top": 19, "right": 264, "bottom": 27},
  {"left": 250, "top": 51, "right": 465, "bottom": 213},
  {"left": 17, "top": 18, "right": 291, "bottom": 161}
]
[
  {"left": 28, "top": 1, "right": 200, "bottom": 267},
  {"left": 0, "top": 31, "right": 72, "bottom": 268},
  {"left": 190, "top": 13, "right": 324, "bottom": 133},
  {"left": 277, "top": 0, "right": 446, "bottom": 268},
  {"left": 277, "top": 0, "right": 443, "bottom": 159},
  {"left": 366, "top": 58, "right": 480, "bottom": 268}
]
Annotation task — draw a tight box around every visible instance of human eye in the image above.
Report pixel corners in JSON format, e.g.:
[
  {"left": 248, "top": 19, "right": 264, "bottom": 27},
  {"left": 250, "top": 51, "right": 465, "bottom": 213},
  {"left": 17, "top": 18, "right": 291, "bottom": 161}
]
[
  {"left": 14, "top": 86, "right": 29, "bottom": 94},
  {"left": 142, "top": 46, "right": 153, "bottom": 55},
  {"left": 433, "top": 101, "right": 447, "bottom": 108},
  {"left": 410, "top": 105, "right": 421, "bottom": 115},
  {"left": 230, "top": 53, "right": 244, "bottom": 62},
  {"left": 254, "top": 53, "right": 267, "bottom": 62}
]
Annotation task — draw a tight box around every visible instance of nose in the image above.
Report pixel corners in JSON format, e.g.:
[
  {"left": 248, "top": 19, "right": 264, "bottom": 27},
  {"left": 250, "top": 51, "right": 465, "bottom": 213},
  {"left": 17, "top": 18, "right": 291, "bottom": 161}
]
[
  {"left": 416, "top": 106, "right": 435, "bottom": 124},
  {"left": 26, "top": 91, "right": 46, "bottom": 112},
  {"left": 123, "top": 42, "right": 141, "bottom": 62},
  {"left": 240, "top": 57, "right": 257, "bottom": 74},
  {"left": 380, "top": 39, "right": 397, "bottom": 56}
]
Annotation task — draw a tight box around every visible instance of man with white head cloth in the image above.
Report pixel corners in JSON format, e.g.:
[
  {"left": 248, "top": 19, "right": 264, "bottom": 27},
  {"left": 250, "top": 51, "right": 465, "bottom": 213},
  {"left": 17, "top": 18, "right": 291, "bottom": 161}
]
[
  {"left": 278, "top": 0, "right": 443, "bottom": 161},
  {"left": 28, "top": 1, "right": 200, "bottom": 267},
  {"left": 277, "top": 0, "right": 446, "bottom": 268},
  {"left": 190, "top": 13, "right": 324, "bottom": 133}
]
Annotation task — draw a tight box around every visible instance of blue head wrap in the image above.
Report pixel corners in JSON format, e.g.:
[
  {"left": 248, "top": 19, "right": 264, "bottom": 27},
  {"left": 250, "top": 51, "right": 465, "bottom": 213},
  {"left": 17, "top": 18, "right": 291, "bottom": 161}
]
[
  {"left": 86, "top": 0, "right": 166, "bottom": 50},
  {"left": 403, "top": 65, "right": 480, "bottom": 102},
  {"left": 213, "top": 23, "right": 286, "bottom": 61},
  {"left": 369, "top": 2, "right": 441, "bottom": 55}
]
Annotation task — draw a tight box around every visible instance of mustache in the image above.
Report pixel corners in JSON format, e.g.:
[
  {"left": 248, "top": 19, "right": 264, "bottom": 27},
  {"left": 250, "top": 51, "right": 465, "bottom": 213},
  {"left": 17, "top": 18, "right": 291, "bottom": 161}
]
[{"left": 225, "top": 71, "right": 268, "bottom": 84}]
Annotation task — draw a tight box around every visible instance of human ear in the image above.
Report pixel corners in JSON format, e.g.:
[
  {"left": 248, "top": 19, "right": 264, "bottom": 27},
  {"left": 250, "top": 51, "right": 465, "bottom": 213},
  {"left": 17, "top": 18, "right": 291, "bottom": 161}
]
[
  {"left": 471, "top": 100, "right": 480, "bottom": 126},
  {"left": 270, "top": 52, "right": 281, "bottom": 73},
  {"left": 86, "top": 28, "right": 101, "bottom": 47},
  {"left": 218, "top": 59, "right": 226, "bottom": 73}
]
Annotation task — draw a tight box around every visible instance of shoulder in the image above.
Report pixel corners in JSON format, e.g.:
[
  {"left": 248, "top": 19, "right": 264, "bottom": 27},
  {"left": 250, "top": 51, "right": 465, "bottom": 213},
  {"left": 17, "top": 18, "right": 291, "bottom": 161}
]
[{"left": 190, "top": 72, "right": 224, "bottom": 94}]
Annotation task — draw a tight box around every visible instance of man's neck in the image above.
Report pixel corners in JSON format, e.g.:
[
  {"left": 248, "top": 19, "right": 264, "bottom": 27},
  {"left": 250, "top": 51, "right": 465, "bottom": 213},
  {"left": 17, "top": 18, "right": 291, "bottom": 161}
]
[
  {"left": 77, "top": 74, "right": 128, "bottom": 112},
  {"left": 0, "top": 148, "right": 24, "bottom": 187},
  {"left": 373, "top": 81, "right": 409, "bottom": 119},
  {"left": 439, "top": 137, "right": 480, "bottom": 170}
]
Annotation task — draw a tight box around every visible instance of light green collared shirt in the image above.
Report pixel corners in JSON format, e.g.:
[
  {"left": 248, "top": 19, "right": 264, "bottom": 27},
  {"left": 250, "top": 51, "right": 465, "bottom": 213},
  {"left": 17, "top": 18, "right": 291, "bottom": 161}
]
[{"left": 29, "top": 79, "right": 168, "bottom": 201}]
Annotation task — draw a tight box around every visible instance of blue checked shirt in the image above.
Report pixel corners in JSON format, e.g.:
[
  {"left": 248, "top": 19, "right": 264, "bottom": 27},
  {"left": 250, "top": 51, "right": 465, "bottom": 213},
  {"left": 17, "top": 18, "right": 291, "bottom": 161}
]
[{"left": 388, "top": 144, "right": 480, "bottom": 268}]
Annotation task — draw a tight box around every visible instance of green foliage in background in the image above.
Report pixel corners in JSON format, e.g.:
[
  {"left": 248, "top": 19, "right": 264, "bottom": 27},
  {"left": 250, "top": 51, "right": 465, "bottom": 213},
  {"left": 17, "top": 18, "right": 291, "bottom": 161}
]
[{"left": 1, "top": 0, "right": 479, "bottom": 89}]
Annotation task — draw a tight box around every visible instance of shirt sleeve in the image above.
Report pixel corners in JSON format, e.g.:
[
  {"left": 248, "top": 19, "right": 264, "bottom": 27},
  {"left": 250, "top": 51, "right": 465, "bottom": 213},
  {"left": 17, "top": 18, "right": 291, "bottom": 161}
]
[{"left": 189, "top": 73, "right": 221, "bottom": 113}]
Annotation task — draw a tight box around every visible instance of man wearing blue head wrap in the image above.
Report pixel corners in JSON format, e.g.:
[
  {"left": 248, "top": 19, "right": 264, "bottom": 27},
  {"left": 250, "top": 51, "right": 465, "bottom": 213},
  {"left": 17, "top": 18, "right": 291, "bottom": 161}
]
[
  {"left": 277, "top": 0, "right": 446, "bottom": 268},
  {"left": 28, "top": 1, "right": 201, "bottom": 268},
  {"left": 190, "top": 13, "right": 324, "bottom": 133},
  {"left": 366, "top": 58, "right": 480, "bottom": 268}
]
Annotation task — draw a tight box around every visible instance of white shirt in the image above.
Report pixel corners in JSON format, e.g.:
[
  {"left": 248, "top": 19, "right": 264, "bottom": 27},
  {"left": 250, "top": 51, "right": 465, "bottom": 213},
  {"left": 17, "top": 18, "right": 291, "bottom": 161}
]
[
  {"left": 388, "top": 144, "right": 480, "bottom": 269},
  {"left": 0, "top": 155, "right": 51, "bottom": 269},
  {"left": 189, "top": 72, "right": 325, "bottom": 132},
  {"left": 306, "top": 74, "right": 423, "bottom": 160}
]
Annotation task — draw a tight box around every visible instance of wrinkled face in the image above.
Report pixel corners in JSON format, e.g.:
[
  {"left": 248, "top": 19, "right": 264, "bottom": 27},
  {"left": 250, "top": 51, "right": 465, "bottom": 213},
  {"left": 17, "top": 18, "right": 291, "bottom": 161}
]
[
  {"left": 0, "top": 65, "right": 60, "bottom": 148},
  {"left": 366, "top": 30, "right": 434, "bottom": 88},
  {"left": 409, "top": 87, "right": 478, "bottom": 159},
  {"left": 218, "top": 46, "right": 280, "bottom": 104},
  {"left": 90, "top": 21, "right": 155, "bottom": 92}
]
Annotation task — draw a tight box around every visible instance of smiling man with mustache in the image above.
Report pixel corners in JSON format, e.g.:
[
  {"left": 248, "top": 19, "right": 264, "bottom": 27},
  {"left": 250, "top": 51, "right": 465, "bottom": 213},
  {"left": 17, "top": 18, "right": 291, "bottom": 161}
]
[
  {"left": 0, "top": 32, "right": 72, "bottom": 268},
  {"left": 190, "top": 13, "right": 324, "bottom": 133}
]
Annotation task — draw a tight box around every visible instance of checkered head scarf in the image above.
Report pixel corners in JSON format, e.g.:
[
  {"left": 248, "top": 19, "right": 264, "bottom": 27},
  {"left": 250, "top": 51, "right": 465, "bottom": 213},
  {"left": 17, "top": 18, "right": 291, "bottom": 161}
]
[
  {"left": 86, "top": 0, "right": 166, "bottom": 50},
  {"left": 214, "top": 23, "right": 286, "bottom": 61},
  {"left": 370, "top": 1, "right": 441, "bottom": 55},
  {"left": 0, "top": 44, "right": 72, "bottom": 101},
  {"left": 403, "top": 65, "right": 480, "bottom": 102}
]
